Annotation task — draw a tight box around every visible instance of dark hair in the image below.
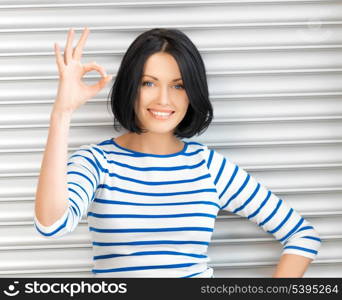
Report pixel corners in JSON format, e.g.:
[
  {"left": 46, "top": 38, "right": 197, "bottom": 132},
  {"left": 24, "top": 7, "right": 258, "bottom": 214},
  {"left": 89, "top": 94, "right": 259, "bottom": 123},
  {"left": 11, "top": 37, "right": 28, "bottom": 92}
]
[{"left": 107, "top": 28, "right": 213, "bottom": 139}]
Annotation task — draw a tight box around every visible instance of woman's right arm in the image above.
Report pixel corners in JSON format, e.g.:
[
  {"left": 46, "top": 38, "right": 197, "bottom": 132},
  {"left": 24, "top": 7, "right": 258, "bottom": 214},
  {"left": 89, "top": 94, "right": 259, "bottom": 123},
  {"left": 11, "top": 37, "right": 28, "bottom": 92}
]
[
  {"left": 34, "top": 27, "right": 112, "bottom": 228},
  {"left": 34, "top": 110, "right": 72, "bottom": 226}
]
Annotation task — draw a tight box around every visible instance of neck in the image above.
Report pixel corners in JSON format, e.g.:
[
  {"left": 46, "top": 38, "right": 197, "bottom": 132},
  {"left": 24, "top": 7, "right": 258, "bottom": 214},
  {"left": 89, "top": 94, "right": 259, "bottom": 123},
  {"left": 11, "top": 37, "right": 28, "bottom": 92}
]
[{"left": 124, "top": 132, "right": 184, "bottom": 155}]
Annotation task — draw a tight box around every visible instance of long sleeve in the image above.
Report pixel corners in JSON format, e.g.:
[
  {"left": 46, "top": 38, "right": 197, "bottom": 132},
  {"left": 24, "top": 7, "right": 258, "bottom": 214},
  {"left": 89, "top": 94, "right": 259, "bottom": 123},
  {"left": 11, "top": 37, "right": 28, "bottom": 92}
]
[
  {"left": 205, "top": 146, "right": 322, "bottom": 260},
  {"left": 34, "top": 144, "right": 106, "bottom": 239}
]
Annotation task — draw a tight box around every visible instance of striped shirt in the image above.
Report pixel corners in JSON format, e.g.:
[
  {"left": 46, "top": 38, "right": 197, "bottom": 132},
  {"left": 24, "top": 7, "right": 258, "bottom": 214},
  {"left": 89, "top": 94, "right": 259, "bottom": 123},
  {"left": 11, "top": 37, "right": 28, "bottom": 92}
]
[{"left": 34, "top": 138, "right": 321, "bottom": 277}]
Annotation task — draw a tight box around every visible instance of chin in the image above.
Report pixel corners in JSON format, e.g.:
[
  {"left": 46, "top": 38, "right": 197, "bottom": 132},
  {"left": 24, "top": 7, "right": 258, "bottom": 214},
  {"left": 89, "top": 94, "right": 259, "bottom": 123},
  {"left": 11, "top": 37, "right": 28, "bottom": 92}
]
[
  {"left": 146, "top": 127, "right": 177, "bottom": 135},
  {"left": 142, "top": 123, "right": 178, "bottom": 134},
  {"left": 137, "top": 113, "right": 182, "bottom": 134}
]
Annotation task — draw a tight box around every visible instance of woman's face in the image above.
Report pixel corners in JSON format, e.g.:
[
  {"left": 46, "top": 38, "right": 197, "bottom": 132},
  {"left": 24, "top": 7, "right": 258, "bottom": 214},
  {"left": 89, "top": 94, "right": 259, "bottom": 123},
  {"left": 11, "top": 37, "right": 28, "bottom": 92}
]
[{"left": 134, "top": 52, "right": 190, "bottom": 135}]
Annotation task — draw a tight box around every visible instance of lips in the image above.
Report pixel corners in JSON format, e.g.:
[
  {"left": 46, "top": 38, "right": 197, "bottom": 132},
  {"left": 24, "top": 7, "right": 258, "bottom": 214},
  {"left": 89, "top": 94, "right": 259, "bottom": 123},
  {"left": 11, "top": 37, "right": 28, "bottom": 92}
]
[
  {"left": 148, "top": 108, "right": 175, "bottom": 113},
  {"left": 147, "top": 109, "right": 175, "bottom": 120}
]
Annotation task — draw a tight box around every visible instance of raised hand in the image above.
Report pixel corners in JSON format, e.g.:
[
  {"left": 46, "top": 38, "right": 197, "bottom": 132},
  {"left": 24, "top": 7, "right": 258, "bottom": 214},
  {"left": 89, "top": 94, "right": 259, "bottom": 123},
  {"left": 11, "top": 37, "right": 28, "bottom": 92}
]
[{"left": 52, "top": 27, "right": 112, "bottom": 114}]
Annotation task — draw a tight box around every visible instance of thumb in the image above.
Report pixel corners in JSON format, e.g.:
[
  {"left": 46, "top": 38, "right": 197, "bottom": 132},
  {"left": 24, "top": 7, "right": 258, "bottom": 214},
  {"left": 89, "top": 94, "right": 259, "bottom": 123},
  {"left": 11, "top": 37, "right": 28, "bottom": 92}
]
[
  {"left": 101, "top": 74, "right": 113, "bottom": 85},
  {"left": 89, "top": 75, "right": 113, "bottom": 94},
  {"left": 102, "top": 75, "right": 113, "bottom": 86}
]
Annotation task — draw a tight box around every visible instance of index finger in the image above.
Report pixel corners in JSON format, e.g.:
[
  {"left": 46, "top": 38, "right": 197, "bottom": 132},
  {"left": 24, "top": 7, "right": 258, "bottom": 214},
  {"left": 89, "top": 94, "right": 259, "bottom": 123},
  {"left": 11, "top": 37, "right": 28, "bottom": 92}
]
[{"left": 73, "top": 27, "right": 90, "bottom": 61}]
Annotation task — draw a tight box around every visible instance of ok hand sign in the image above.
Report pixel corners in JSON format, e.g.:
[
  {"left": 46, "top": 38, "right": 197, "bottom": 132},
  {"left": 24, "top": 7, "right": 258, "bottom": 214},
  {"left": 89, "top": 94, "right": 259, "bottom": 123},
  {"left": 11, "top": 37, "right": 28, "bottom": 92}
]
[{"left": 53, "top": 27, "right": 112, "bottom": 114}]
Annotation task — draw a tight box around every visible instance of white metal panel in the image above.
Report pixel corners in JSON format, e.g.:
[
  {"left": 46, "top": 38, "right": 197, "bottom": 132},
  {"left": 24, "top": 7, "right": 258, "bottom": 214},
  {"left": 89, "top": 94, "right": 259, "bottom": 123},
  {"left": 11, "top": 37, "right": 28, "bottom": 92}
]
[{"left": 0, "top": 0, "right": 341, "bottom": 277}]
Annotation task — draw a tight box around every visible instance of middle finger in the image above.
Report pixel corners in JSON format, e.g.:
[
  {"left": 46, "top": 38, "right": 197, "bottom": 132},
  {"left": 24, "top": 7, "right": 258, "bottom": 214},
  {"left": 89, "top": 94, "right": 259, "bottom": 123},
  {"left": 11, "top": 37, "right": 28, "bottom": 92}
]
[
  {"left": 73, "top": 27, "right": 90, "bottom": 61},
  {"left": 64, "top": 28, "right": 74, "bottom": 65}
]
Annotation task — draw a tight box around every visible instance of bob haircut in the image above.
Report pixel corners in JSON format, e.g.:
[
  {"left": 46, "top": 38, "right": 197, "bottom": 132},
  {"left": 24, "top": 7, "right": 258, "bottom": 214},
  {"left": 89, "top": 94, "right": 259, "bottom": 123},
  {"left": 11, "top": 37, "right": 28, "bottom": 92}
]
[{"left": 108, "top": 28, "right": 213, "bottom": 139}]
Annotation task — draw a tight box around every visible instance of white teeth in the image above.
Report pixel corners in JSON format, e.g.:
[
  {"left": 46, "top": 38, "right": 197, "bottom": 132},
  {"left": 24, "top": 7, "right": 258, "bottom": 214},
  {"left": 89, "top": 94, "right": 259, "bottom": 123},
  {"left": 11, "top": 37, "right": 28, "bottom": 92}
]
[{"left": 150, "top": 110, "right": 172, "bottom": 116}]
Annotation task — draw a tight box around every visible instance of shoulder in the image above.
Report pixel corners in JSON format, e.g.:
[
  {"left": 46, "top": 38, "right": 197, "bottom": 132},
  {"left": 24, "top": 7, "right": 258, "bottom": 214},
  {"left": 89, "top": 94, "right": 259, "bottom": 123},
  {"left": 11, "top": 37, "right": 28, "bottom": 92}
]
[
  {"left": 185, "top": 141, "right": 228, "bottom": 169},
  {"left": 186, "top": 141, "right": 224, "bottom": 160},
  {"left": 185, "top": 140, "right": 209, "bottom": 153},
  {"left": 186, "top": 141, "right": 238, "bottom": 173},
  {"left": 69, "top": 138, "right": 113, "bottom": 164}
]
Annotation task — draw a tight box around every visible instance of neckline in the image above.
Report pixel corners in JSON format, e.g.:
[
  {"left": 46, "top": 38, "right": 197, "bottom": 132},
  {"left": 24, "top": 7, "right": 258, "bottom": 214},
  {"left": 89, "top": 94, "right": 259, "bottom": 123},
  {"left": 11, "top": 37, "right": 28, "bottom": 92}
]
[{"left": 110, "top": 137, "right": 188, "bottom": 157}]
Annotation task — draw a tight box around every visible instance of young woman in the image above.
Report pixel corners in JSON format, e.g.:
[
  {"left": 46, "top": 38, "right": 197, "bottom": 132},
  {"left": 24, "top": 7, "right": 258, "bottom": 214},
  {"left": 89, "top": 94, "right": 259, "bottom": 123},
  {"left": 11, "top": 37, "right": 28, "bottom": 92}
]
[{"left": 34, "top": 27, "right": 321, "bottom": 278}]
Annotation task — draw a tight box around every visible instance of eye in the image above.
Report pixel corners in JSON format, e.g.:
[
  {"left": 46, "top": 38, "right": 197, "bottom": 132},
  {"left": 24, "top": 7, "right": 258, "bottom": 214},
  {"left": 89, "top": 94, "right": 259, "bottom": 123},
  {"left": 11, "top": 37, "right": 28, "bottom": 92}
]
[
  {"left": 142, "top": 81, "right": 153, "bottom": 87},
  {"left": 174, "top": 84, "right": 184, "bottom": 90}
]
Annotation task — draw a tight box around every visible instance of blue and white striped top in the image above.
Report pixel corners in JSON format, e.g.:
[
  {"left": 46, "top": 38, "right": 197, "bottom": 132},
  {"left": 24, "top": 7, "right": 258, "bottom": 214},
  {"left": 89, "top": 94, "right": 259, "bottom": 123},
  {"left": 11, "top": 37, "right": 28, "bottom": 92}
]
[{"left": 34, "top": 138, "right": 321, "bottom": 277}]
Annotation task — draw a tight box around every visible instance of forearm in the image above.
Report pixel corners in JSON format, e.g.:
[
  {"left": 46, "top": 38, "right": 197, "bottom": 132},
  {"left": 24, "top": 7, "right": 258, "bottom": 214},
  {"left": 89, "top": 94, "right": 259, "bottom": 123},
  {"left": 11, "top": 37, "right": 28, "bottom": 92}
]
[
  {"left": 272, "top": 254, "right": 313, "bottom": 278},
  {"left": 34, "top": 109, "right": 72, "bottom": 226}
]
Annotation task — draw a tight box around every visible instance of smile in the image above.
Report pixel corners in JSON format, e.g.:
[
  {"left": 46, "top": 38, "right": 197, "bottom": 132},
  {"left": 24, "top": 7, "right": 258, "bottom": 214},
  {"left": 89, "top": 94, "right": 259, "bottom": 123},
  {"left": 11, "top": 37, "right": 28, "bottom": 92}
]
[{"left": 147, "top": 109, "right": 175, "bottom": 120}]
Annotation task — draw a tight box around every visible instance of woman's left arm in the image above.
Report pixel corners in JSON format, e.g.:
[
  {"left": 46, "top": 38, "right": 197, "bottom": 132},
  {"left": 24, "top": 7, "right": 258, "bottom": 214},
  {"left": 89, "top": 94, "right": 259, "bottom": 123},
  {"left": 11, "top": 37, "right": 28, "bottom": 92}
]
[
  {"left": 207, "top": 149, "right": 322, "bottom": 278},
  {"left": 272, "top": 254, "right": 313, "bottom": 278}
]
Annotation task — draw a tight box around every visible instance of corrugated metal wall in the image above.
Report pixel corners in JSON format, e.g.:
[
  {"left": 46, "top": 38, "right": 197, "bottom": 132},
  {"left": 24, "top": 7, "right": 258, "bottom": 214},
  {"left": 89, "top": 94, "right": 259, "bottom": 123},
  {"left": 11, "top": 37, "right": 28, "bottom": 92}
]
[{"left": 0, "top": 0, "right": 341, "bottom": 277}]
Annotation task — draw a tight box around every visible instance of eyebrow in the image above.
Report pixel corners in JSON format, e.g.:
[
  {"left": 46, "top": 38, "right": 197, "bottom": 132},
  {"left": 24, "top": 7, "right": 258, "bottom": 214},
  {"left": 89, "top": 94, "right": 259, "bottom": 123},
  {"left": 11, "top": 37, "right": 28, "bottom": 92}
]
[{"left": 142, "top": 74, "right": 182, "bottom": 82}]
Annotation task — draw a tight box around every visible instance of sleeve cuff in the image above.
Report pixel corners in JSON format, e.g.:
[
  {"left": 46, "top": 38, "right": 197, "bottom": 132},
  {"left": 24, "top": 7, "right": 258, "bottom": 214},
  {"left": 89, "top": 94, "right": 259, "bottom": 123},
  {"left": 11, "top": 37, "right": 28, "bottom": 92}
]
[
  {"left": 33, "top": 208, "right": 70, "bottom": 238},
  {"left": 282, "top": 246, "right": 319, "bottom": 260}
]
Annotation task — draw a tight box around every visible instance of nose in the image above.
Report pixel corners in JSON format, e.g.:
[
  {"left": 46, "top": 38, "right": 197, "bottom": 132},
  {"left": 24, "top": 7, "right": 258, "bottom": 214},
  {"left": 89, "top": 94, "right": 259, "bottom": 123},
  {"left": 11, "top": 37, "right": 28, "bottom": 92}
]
[{"left": 157, "top": 84, "right": 171, "bottom": 105}]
